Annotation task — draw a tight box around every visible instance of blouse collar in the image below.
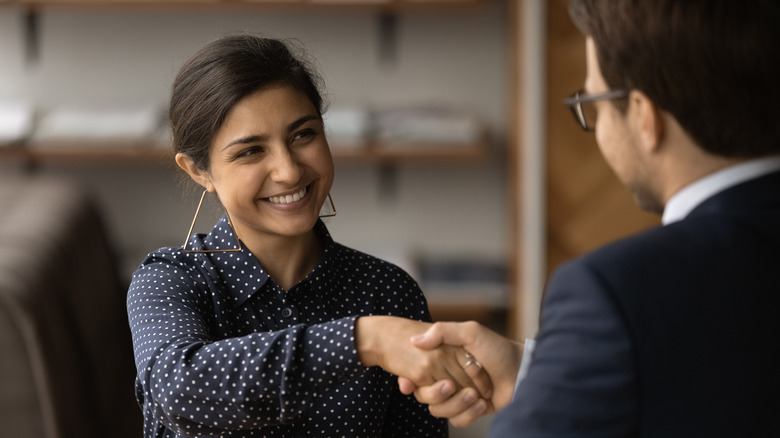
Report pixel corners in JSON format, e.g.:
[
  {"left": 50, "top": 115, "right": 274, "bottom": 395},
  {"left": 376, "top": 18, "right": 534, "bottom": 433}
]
[{"left": 190, "top": 216, "right": 338, "bottom": 306}]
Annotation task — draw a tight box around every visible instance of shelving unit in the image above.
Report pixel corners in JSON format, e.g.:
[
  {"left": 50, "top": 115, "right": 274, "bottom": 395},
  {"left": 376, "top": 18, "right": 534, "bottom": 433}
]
[
  {"left": 1, "top": 136, "right": 491, "bottom": 166},
  {"left": 4, "top": 0, "right": 485, "bottom": 10},
  {"left": 0, "top": 0, "right": 511, "bottom": 340}
]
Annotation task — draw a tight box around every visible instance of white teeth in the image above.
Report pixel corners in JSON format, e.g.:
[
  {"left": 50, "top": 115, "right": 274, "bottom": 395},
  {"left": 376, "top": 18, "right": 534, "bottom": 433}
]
[{"left": 268, "top": 187, "right": 307, "bottom": 205}]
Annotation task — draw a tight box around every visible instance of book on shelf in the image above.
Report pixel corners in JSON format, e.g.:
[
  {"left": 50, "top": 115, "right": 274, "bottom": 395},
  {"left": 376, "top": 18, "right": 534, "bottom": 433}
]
[
  {"left": 30, "top": 106, "right": 167, "bottom": 149},
  {"left": 0, "top": 101, "right": 34, "bottom": 146},
  {"left": 417, "top": 256, "right": 508, "bottom": 308}
]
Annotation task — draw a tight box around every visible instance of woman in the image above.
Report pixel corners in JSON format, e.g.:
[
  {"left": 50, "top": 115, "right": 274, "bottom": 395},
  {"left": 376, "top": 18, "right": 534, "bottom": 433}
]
[{"left": 126, "top": 34, "right": 490, "bottom": 438}]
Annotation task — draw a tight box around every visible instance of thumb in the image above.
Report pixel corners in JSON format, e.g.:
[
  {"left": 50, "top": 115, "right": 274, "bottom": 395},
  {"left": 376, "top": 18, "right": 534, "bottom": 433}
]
[
  {"left": 410, "top": 321, "right": 459, "bottom": 350},
  {"left": 412, "top": 321, "right": 484, "bottom": 353},
  {"left": 398, "top": 377, "right": 417, "bottom": 395}
]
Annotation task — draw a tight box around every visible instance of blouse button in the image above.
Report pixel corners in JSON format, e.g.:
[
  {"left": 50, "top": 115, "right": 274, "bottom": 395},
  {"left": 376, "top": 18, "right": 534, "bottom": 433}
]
[{"left": 282, "top": 307, "right": 293, "bottom": 318}]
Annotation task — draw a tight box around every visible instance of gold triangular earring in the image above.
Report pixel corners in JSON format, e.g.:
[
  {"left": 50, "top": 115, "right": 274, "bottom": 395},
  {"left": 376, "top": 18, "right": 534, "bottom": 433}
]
[
  {"left": 319, "top": 193, "right": 337, "bottom": 218},
  {"left": 182, "top": 189, "right": 242, "bottom": 253}
]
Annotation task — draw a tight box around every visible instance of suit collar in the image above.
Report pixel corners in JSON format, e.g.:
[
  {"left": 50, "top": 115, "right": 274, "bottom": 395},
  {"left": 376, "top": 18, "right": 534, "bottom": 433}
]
[
  {"left": 663, "top": 156, "right": 780, "bottom": 225},
  {"left": 686, "top": 169, "right": 780, "bottom": 220}
]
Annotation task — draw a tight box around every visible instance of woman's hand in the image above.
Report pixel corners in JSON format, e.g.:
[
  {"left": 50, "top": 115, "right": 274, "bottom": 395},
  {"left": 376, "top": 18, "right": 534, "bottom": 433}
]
[
  {"left": 355, "top": 316, "right": 493, "bottom": 400},
  {"left": 396, "top": 321, "right": 523, "bottom": 427}
]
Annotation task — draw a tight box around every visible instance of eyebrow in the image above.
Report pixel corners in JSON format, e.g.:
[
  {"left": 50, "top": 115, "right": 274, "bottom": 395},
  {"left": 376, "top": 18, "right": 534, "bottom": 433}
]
[{"left": 222, "top": 114, "right": 320, "bottom": 151}]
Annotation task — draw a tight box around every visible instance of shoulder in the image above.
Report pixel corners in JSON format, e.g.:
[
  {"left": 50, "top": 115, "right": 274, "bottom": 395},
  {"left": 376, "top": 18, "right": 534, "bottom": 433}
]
[
  {"left": 328, "top": 242, "right": 431, "bottom": 320},
  {"left": 569, "top": 211, "right": 764, "bottom": 288},
  {"left": 330, "top": 242, "right": 418, "bottom": 284},
  {"left": 546, "top": 213, "right": 760, "bottom": 321},
  {"left": 543, "top": 224, "right": 681, "bottom": 322},
  {"left": 128, "top": 246, "right": 213, "bottom": 296},
  {"left": 579, "top": 225, "right": 673, "bottom": 271},
  {"left": 558, "top": 221, "right": 704, "bottom": 289},
  {"left": 133, "top": 246, "right": 201, "bottom": 275}
]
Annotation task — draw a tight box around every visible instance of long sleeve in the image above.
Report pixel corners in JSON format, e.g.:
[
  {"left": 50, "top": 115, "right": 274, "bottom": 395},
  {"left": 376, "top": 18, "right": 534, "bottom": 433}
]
[
  {"left": 382, "top": 387, "right": 448, "bottom": 437},
  {"left": 488, "top": 259, "right": 637, "bottom": 438},
  {"left": 128, "top": 254, "right": 364, "bottom": 435}
]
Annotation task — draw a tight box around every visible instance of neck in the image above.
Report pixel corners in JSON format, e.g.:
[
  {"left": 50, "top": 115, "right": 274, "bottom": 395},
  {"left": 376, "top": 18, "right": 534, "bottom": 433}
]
[
  {"left": 651, "top": 117, "right": 746, "bottom": 207},
  {"left": 243, "top": 229, "right": 322, "bottom": 291}
]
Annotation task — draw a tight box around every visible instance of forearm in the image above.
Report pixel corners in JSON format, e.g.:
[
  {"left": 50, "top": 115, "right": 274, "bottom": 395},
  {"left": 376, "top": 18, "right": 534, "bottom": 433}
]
[{"left": 136, "top": 317, "right": 364, "bottom": 432}]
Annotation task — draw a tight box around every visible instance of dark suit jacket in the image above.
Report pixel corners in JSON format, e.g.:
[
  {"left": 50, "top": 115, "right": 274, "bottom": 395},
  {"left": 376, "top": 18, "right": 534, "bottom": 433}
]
[{"left": 489, "top": 170, "right": 780, "bottom": 437}]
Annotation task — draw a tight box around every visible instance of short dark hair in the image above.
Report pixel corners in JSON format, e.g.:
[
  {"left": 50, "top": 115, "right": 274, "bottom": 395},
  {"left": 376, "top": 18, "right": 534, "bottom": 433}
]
[
  {"left": 170, "top": 34, "right": 327, "bottom": 170},
  {"left": 569, "top": 0, "right": 780, "bottom": 158}
]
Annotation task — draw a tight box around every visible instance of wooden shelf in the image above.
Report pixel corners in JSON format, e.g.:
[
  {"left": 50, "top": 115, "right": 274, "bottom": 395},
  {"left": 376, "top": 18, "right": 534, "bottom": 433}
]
[
  {"left": 5, "top": 0, "right": 485, "bottom": 10},
  {"left": 1, "top": 138, "right": 491, "bottom": 166},
  {"left": 333, "top": 139, "right": 491, "bottom": 164}
]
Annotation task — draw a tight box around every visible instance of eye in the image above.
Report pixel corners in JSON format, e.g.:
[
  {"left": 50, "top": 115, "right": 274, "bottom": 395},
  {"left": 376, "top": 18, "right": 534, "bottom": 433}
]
[
  {"left": 234, "top": 146, "right": 264, "bottom": 160},
  {"left": 292, "top": 128, "right": 317, "bottom": 143}
]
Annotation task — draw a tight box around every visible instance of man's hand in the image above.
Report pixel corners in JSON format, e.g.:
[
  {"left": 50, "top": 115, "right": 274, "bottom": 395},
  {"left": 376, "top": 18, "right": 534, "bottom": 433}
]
[
  {"left": 398, "top": 321, "right": 522, "bottom": 427},
  {"left": 356, "top": 316, "right": 493, "bottom": 399}
]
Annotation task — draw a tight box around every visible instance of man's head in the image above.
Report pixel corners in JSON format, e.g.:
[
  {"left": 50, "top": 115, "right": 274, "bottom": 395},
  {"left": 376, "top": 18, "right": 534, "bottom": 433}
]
[
  {"left": 566, "top": 0, "right": 780, "bottom": 213},
  {"left": 568, "top": 0, "right": 780, "bottom": 159}
]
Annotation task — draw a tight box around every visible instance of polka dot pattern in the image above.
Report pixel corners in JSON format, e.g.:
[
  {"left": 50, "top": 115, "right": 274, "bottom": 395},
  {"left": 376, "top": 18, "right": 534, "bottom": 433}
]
[{"left": 127, "top": 217, "right": 447, "bottom": 437}]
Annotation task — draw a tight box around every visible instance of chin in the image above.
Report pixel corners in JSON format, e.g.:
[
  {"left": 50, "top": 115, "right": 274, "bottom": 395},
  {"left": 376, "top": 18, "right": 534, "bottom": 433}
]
[{"left": 272, "top": 216, "right": 319, "bottom": 236}]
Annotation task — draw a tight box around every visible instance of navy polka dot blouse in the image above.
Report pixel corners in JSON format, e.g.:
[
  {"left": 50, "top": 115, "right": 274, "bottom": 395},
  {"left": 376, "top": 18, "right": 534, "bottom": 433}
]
[{"left": 127, "top": 216, "right": 447, "bottom": 437}]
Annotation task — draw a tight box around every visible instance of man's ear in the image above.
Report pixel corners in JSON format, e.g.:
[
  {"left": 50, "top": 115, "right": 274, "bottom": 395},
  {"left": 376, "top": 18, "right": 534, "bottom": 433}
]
[
  {"left": 175, "top": 153, "right": 214, "bottom": 192},
  {"left": 629, "top": 90, "right": 665, "bottom": 154}
]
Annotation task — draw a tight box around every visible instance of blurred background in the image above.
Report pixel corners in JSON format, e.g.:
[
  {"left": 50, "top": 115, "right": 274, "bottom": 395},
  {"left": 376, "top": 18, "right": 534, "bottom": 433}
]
[{"left": 0, "top": 0, "right": 658, "bottom": 436}]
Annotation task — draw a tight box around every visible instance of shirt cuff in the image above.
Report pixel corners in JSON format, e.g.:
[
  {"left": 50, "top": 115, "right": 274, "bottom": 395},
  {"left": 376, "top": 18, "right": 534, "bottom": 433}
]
[{"left": 512, "top": 338, "right": 536, "bottom": 400}]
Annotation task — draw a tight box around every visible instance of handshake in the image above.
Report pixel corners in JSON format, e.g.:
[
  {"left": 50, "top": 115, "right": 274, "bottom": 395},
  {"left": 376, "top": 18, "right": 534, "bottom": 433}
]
[{"left": 356, "top": 316, "right": 523, "bottom": 427}]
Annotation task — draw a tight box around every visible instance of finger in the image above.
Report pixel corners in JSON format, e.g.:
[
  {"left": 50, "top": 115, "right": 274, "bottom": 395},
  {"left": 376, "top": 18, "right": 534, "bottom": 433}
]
[
  {"left": 441, "top": 352, "right": 480, "bottom": 394},
  {"left": 462, "top": 352, "right": 493, "bottom": 399},
  {"left": 448, "top": 398, "right": 492, "bottom": 428},
  {"left": 412, "top": 321, "right": 481, "bottom": 351},
  {"left": 397, "top": 377, "right": 417, "bottom": 395},
  {"left": 424, "top": 387, "right": 480, "bottom": 419},
  {"left": 438, "top": 347, "right": 492, "bottom": 399},
  {"left": 412, "top": 380, "right": 456, "bottom": 405}
]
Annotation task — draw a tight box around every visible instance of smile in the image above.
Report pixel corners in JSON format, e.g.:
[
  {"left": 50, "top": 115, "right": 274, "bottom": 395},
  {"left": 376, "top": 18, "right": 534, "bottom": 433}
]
[{"left": 267, "top": 186, "right": 308, "bottom": 205}]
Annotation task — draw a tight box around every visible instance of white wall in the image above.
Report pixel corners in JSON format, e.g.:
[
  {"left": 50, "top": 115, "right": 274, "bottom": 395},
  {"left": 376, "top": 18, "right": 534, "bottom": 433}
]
[{"left": 0, "top": 1, "right": 510, "bottom": 281}]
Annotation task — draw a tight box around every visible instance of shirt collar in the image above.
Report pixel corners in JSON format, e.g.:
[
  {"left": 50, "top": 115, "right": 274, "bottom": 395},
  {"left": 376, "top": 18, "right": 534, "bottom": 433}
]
[
  {"left": 193, "top": 216, "right": 338, "bottom": 306},
  {"left": 662, "top": 155, "right": 780, "bottom": 225}
]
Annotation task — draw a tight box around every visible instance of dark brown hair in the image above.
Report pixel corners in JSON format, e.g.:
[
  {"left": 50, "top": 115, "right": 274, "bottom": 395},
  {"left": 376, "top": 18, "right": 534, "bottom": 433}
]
[
  {"left": 569, "top": 0, "right": 780, "bottom": 158},
  {"left": 169, "top": 34, "right": 327, "bottom": 170}
]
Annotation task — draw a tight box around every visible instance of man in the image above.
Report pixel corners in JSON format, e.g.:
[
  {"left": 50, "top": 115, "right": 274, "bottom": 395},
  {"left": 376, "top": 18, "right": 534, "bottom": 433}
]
[{"left": 400, "top": 0, "right": 780, "bottom": 436}]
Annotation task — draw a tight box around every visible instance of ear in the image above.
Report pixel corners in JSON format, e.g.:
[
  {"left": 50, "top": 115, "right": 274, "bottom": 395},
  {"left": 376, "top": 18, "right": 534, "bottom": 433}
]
[
  {"left": 175, "top": 153, "right": 215, "bottom": 192},
  {"left": 628, "top": 90, "right": 665, "bottom": 154}
]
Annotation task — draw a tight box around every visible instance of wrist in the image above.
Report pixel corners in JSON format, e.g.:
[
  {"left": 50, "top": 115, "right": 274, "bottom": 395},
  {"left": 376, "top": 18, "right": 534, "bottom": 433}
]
[{"left": 355, "top": 316, "right": 381, "bottom": 367}]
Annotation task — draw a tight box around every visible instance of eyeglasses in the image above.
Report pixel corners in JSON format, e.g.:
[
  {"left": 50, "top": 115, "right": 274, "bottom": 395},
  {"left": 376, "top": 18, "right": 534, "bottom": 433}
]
[{"left": 563, "top": 89, "right": 628, "bottom": 132}]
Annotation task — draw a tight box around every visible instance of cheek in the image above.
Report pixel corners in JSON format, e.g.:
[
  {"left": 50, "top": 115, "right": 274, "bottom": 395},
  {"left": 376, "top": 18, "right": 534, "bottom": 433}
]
[
  {"left": 214, "top": 168, "right": 265, "bottom": 202},
  {"left": 595, "top": 119, "right": 628, "bottom": 178},
  {"left": 308, "top": 143, "right": 335, "bottom": 185},
  {"left": 594, "top": 121, "right": 614, "bottom": 161}
]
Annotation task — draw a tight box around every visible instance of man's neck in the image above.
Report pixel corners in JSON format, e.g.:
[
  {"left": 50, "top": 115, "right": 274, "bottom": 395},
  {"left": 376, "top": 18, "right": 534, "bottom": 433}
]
[{"left": 659, "top": 148, "right": 742, "bottom": 208}]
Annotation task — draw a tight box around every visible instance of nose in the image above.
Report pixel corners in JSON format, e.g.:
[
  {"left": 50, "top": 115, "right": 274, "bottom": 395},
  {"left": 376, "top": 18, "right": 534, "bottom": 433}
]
[{"left": 269, "top": 147, "right": 304, "bottom": 184}]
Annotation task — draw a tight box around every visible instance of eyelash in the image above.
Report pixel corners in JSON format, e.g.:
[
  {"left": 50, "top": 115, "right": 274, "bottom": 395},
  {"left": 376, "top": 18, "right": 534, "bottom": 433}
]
[
  {"left": 233, "top": 128, "right": 319, "bottom": 160},
  {"left": 235, "top": 146, "right": 264, "bottom": 159},
  {"left": 293, "top": 128, "right": 316, "bottom": 142}
]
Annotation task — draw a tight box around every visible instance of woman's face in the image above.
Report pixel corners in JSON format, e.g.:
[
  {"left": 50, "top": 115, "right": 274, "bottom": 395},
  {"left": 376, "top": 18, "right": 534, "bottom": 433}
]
[{"left": 206, "top": 85, "right": 334, "bottom": 244}]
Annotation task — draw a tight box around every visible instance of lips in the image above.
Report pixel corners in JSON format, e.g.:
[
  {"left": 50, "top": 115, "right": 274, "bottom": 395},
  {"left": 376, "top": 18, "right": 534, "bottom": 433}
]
[{"left": 266, "top": 186, "right": 308, "bottom": 205}]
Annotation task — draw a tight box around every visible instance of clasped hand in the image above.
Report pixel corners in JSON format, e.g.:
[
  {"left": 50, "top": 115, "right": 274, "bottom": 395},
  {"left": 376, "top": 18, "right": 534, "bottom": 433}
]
[
  {"left": 397, "top": 321, "right": 523, "bottom": 427},
  {"left": 355, "top": 316, "right": 494, "bottom": 407}
]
